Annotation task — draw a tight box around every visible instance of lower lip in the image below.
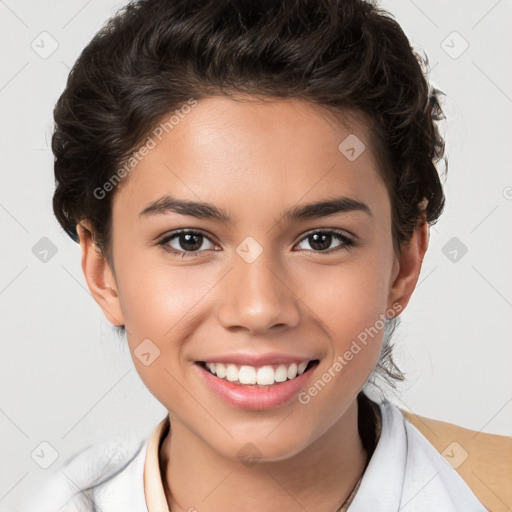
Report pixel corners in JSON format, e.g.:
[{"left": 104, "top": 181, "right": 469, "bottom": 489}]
[{"left": 194, "top": 361, "right": 319, "bottom": 411}]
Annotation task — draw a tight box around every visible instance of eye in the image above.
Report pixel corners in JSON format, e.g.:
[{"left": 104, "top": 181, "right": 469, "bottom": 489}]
[
  {"left": 295, "top": 229, "right": 354, "bottom": 253},
  {"left": 157, "top": 230, "right": 217, "bottom": 257},
  {"left": 157, "top": 228, "right": 355, "bottom": 258}
]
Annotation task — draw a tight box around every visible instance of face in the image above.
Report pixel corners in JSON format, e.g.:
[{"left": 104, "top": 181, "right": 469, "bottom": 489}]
[{"left": 80, "top": 96, "right": 425, "bottom": 462}]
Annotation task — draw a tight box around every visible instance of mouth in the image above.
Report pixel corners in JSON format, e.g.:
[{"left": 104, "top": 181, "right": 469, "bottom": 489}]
[
  {"left": 194, "top": 358, "right": 321, "bottom": 410},
  {"left": 195, "top": 359, "right": 320, "bottom": 388}
]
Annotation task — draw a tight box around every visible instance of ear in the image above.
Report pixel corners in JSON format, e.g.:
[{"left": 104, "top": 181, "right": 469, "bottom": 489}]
[
  {"left": 77, "top": 221, "right": 125, "bottom": 326},
  {"left": 386, "top": 219, "right": 429, "bottom": 315}
]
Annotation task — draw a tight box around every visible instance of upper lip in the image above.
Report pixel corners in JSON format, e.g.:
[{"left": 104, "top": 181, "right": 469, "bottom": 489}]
[{"left": 196, "top": 352, "right": 318, "bottom": 367}]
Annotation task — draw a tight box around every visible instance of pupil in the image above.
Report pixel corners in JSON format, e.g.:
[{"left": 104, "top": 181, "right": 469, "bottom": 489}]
[
  {"left": 181, "top": 233, "right": 202, "bottom": 251},
  {"left": 310, "top": 233, "right": 331, "bottom": 251}
]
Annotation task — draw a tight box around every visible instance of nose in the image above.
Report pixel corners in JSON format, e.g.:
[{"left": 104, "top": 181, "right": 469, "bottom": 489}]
[{"left": 216, "top": 247, "right": 301, "bottom": 335}]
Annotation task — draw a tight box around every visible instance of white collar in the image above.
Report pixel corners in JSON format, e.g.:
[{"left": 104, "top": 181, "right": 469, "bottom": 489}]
[{"left": 348, "top": 400, "right": 488, "bottom": 511}]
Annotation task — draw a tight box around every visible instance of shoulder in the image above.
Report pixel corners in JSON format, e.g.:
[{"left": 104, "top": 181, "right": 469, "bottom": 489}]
[
  {"left": 400, "top": 406, "right": 512, "bottom": 512},
  {"left": 353, "top": 399, "right": 489, "bottom": 511},
  {"left": 16, "top": 431, "right": 149, "bottom": 512}
]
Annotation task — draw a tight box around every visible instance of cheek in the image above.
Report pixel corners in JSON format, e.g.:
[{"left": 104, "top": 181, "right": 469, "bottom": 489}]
[
  {"left": 292, "top": 262, "right": 390, "bottom": 419},
  {"left": 114, "top": 252, "right": 218, "bottom": 357},
  {"left": 299, "top": 252, "right": 393, "bottom": 335},
  {"left": 113, "top": 257, "right": 211, "bottom": 407},
  {"left": 297, "top": 251, "right": 394, "bottom": 386},
  {"left": 113, "top": 234, "right": 199, "bottom": 326}
]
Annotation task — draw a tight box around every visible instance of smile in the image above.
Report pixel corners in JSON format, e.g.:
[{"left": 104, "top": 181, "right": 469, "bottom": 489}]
[
  {"left": 194, "top": 359, "right": 320, "bottom": 410},
  {"left": 198, "top": 360, "right": 316, "bottom": 387}
]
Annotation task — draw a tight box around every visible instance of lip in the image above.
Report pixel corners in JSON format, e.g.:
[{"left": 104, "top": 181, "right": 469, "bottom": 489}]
[
  {"left": 195, "top": 351, "right": 316, "bottom": 367},
  {"left": 194, "top": 359, "right": 319, "bottom": 411}
]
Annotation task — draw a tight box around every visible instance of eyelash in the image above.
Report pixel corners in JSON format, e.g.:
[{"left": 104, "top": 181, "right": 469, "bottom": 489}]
[{"left": 156, "top": 229, "right": 355, "bottom": 258}]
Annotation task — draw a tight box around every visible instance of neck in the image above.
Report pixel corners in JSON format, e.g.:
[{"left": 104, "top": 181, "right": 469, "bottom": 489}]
[{"left": 160, "top": 397, "right": 371, "bottom": 512}]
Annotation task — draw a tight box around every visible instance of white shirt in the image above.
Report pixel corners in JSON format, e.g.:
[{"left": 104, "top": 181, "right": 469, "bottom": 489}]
[{"left": 16, "top": 400, "right": 489, "bottom": 511}]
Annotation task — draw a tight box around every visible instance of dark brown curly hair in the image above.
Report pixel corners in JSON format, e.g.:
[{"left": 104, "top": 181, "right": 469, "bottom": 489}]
[{"left": 51, "top": 0, "right": 447, "bottom": 395}]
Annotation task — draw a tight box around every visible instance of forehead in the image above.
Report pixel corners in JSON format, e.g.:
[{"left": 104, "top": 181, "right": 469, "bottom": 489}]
[{"left": 112, "top": 96, "right": 389, "bottom": 222}]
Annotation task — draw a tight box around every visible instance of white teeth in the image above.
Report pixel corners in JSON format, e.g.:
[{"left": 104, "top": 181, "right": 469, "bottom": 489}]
[
  {"left": 256, "top": 365, "right": 274, "bottom": 385},
  {"left": 274, "top": 365, "right": 288, "bottom": 383},
  {"left": 226, "top": 364, "right": 239, "bottom": 382},
  {"left": 287, "top": 363, "right": 298, "bottom": 380},
  {"left": 215, "top": 363, "right": 225, "bottom": 378},
  {"left": 239, "top": 366, "right": 257, "bottom": 385},
  {"left": 203, "top": 360, "right": 313, "bottom": 386}
]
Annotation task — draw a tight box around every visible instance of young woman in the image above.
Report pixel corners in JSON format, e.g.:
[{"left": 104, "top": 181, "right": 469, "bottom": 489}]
[{"left": 20, "top": 0, "right": 493, "bottom": 510}]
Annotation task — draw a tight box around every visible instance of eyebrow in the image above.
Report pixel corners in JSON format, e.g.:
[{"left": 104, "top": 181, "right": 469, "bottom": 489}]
[{"left": 139, "top": 194, "right": 372, "bottom": 223}]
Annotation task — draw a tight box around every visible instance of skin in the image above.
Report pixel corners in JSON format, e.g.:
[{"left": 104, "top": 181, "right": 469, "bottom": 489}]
[{"left": 78, "top": 96, "right": 428, "bottom": 512}]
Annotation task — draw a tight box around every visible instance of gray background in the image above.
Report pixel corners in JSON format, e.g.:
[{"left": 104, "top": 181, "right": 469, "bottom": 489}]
[{"left": 1, "top": 0, "right": 511, "bottom": 508}]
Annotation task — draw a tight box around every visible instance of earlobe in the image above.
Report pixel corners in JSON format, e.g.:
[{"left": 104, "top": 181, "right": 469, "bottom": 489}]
[
  {"left": 76, "top": 221, "right": 125, "bottom": 326},
  {"left": 387, "top": 220, "right": 429, "bottom": 315}
]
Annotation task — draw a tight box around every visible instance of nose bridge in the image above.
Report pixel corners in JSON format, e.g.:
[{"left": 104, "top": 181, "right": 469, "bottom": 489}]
[{"left": 216, "top": 237, "right": 300, "bottom": 333}]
